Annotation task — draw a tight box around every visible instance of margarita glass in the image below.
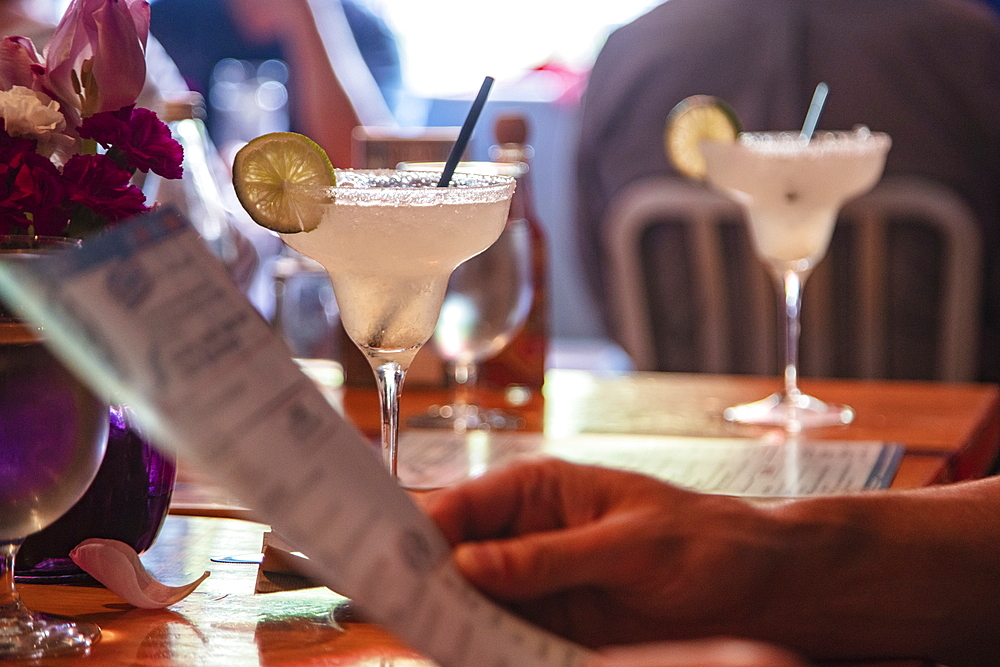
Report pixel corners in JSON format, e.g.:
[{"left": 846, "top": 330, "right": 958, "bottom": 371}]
[
  {"left": 701, "top": 128, "right": 891, "bottom": 431},
  {"left": 283, "top": 170, "right": 514, "bottom": 476}
]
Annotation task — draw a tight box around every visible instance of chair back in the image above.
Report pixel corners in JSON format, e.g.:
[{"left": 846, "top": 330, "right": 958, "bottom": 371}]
[{"left": 603, "top": 176, "right": 982, "bottom": 381}]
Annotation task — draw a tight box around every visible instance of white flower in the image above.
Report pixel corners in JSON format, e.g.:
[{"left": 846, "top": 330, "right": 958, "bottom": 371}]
[{"left": 0, "top": 85, "right": 67, "bottom": 137}]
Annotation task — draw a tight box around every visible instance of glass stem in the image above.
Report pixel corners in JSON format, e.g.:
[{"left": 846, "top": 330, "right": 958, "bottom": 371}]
[
  {"left": 0, "top": 540, "right": 22, "bottom": 611},
  {"left": 451, "top": 360, "right": 478, "bottom": 408},
  {"left": 781, "top": 269, "right": 804, "bottom": 402},
  {"left": 374, "top": 360, "right": 406, "bottom": 478}
]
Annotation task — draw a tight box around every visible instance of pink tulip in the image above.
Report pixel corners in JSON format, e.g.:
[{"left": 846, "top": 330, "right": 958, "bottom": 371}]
[{"left": 43, "top": 0, "right": 150, "bottom": 123}]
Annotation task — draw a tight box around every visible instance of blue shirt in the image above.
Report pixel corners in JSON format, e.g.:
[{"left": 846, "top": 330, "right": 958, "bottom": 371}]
[{"left": 149, "top": 0, "right": 401, "bottom": 137}]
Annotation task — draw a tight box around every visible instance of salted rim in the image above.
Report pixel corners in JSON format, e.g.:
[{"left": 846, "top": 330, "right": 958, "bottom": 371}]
[
  {"left": 288, "top": 169, "right": 516, "bottom": 206},
  {"left": 731, "top": 128, "right": 892, "bottom": 156}
]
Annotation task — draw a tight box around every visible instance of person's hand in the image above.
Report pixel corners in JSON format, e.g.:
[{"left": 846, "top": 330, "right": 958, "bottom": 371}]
[
  {"left": 423, "top": 458, "right": 783, "bottom": 647},
  {"left": 223, "top": 0, "right": 311, "bottom": 42},
  {"left": 425, "top": 458, "right": 1000, "bottom": 666},
  {"left": 591, "top": 639, "right": 807, "bottom": 667}
]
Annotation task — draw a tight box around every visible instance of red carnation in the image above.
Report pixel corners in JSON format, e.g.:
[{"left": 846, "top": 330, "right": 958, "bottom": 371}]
[
  {"left": 0, "top": 149, "right": 69, "bottom": 236},
  {"left": 0, "top": 122, "right": 38, "bottom": 163},
  {"left": 78, "top": 106, "right": 184, "bottom": 179},
  {"left": 62, "top": 154, "right": 149, "bottom": 224}
]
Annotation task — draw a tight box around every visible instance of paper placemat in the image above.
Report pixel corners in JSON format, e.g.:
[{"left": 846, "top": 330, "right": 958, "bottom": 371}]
[{"left": 398, "top": 430, "right": 902, "bottom": 496}]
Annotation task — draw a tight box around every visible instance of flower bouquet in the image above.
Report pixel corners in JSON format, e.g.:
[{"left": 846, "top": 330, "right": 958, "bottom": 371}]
[
  {"left": 2, "top": 0, "right": 184, "bottom": 582},
  {"left": 0, "top": 0, "right": 183, "bottom": 238}
]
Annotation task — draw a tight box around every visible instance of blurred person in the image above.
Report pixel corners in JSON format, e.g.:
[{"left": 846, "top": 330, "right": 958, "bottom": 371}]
[
  {"left": 150, "top": 0, "right": 399, "bottom": 166},
  {"left": 424, "top": 457, "right": 1000, "bottom": 667},
  {"left": 575, "top": 0, "right": 1000, "bottom": 381}
]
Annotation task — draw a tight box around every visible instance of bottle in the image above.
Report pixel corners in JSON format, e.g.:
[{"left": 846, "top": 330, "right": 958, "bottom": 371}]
[
  {"left": 144, "top": 93, "right": 260, "bottom": 292},
  {"left": 478, "top": 113, "right": 550, "bottom": 401}
]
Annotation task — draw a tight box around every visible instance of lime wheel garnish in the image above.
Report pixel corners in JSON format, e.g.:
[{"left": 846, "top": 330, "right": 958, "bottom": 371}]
[
  {"left": 232, "top": 132, "right": 335, "bottom": 233},
  {"left": 664, "top": 95, "right": 741, "bottom": 180}
]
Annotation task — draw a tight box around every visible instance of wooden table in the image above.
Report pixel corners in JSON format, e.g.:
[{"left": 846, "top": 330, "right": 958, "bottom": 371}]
[
  {"left": 345, "top": 370, "right": 1000, "bottom": 488},
  {"left": 15, "top": 370, "right": 1000, "bottom": 666},
  {"left": 18, "top": 516, "right": 421, "bottom": 667}
]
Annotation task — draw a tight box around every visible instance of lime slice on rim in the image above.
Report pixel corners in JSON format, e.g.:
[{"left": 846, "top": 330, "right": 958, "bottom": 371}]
[
  {"left": 664, "top": 95, "right": 741, "bottom": 180},
  {"left": 232, "top": 132, "right": 335, "bottom": 233}
]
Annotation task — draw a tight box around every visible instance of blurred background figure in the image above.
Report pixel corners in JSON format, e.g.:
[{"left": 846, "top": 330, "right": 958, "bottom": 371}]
[
  {"left": 576, "top": 0, "right": 1000, "bottom": 381},
  {"left": 150, "top": 0, "right": 399, "bottom": 166},
  {"left": 148, "top": 0, "right": 407, "bottom": 322}
]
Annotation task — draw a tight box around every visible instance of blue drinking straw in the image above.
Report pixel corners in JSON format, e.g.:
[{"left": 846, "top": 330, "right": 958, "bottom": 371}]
[
  {"left": 800, "top": 82, "right": 829, "bottom": 140},
  {"left": 437, "top": 76, "right": 495, "bottom": 187}
]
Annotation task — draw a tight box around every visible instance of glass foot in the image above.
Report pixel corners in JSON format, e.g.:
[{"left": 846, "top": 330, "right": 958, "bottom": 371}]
[
  {"left": 723, "top": 392, "right": 854, "bottom": 432},
  {"left": 407, "top": 403, "right": 524, "bottom": 432},
  {"left": 0, "top": 602, "right": 100, "bottom": 659}
]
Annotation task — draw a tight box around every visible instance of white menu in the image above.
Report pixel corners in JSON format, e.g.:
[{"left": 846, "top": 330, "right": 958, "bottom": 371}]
[
  {"left": 0, "top": 209, "right": 592, "bottom": 667},
  {"left": 397, "top": 431, "right": 902, "bottom": 496}
]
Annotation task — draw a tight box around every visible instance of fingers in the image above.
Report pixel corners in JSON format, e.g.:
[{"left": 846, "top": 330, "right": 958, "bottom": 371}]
[
  {"left": 425, "top": 457, "right": 664, "bottom": 544},
  {"left": 425, "top": 458, "right": 593, "bottom": 545},
  {"left": 450, "top": 496, "right": 659, "bottom": 598},
  {"left": 424, "top": 458, "right": 695, "bottom": 599},
  {"left": 591, "top": 639, "right": 809, "bottom": 667}
]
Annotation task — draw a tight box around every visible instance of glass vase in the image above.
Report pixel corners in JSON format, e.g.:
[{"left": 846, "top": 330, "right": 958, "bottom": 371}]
[{"left": 15, "top": 406, "right": 176, "bottom": 581}]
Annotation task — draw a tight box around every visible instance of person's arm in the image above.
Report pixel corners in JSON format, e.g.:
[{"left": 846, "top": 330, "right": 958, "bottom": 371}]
[
  {"left": 302, "top": 0, "right": 394, "bottom": 127},
  {"left": 225, "top": 0, "right": 394, "bottom": 168},
  {"left": 278, "top": 0, "right": 361, "bottom": 167},
  {"left": 423, "top": 458, "right": 1000, "bottom": 667}
]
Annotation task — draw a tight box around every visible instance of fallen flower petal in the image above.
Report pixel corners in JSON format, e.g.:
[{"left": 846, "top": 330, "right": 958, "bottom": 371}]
[{"left": 70, "top": 538, "right": 210, "bottom": 609}]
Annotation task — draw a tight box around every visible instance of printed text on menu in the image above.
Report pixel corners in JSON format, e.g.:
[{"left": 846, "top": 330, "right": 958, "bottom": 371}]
[{"left": 0, "top": 209, "right": 592, "bottom": 667}]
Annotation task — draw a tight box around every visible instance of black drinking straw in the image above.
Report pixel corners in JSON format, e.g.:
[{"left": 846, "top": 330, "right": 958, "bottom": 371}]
[{"left": 437, "top": 76, "right": 495, "bottom": 187}]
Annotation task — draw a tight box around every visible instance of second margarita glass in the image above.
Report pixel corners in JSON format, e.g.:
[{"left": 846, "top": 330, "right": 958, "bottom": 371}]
[{"left": 701, "top": 128, "right": 891, "bottom": 431}]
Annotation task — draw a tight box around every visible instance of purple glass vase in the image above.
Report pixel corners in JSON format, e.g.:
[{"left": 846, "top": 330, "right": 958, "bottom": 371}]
[{"left": 15, "top": 405, "right": 176, "bottom": 581}]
